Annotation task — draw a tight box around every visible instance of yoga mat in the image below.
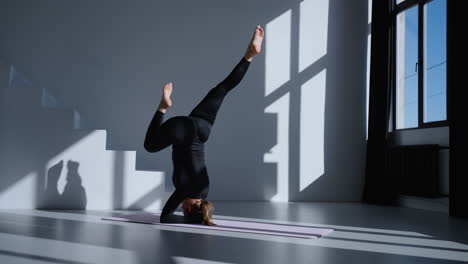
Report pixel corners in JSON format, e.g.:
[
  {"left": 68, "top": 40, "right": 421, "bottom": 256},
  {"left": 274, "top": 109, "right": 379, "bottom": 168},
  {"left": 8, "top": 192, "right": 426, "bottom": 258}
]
[{"left": 102, "top": 213, "right": 333, "bottom": 239}]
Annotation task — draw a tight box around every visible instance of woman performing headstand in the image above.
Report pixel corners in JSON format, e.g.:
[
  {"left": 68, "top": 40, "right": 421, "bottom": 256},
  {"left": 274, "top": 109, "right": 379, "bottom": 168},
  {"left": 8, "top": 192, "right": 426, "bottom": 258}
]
[{"left": 144, "top": 25, "right": 264, "bottom": 225}]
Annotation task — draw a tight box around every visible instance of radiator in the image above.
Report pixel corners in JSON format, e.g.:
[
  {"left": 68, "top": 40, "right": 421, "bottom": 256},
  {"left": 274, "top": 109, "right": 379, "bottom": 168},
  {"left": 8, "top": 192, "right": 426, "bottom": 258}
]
[{"left": 387, "top": 144, "right": 442, "bottom": 198}]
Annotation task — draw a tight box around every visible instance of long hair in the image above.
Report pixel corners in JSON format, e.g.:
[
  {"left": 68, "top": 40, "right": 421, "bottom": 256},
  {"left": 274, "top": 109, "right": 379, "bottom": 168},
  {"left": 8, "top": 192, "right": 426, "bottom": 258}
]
[{"left": 187, "top": 199, "right": 215, "bottom": 225}]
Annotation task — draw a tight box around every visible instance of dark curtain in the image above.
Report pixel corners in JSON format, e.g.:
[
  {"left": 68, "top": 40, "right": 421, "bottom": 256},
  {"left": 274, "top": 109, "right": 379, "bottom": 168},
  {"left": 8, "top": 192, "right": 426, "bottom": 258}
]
[
  {"left": 362, "top": 0, "right": 397, "bottom": 204},
  {"left": 448, "top": 0, "right": 467, "bottom": 217}
]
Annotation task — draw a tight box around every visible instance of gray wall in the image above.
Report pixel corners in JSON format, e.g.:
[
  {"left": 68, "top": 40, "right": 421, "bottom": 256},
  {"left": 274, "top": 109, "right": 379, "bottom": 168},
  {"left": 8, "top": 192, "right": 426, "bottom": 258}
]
[{"left": 0, "top": 0, "right": 369, "bottom": 208}]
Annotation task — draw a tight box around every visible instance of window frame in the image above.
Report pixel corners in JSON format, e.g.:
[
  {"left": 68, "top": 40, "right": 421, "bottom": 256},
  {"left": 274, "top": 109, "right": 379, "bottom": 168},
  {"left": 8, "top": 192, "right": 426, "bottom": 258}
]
[{"left": 391, "top": 0, "right": 448, "bottom": 131}]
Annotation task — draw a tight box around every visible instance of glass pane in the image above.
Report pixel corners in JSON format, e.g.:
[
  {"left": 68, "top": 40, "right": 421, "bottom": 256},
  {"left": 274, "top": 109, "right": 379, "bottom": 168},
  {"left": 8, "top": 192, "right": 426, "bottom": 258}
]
[
  {"left": 424, "top": 0, "right": 447, "bottom": 122},
  {"left": 396, "top": 6, "right": 419, "bottom": 129}
]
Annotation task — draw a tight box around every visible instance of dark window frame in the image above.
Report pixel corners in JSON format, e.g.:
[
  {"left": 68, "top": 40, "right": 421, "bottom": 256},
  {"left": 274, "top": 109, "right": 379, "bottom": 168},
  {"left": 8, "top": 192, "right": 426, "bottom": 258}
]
[{"left": 391, "top": 0, "right": 449, "bottom": 132}]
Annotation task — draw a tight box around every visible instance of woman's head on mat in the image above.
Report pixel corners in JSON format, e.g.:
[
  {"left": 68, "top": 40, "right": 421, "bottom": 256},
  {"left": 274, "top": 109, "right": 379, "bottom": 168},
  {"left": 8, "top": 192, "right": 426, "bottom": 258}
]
[{"left": 183, "top": 198, "right": 215, "bottom": 225}]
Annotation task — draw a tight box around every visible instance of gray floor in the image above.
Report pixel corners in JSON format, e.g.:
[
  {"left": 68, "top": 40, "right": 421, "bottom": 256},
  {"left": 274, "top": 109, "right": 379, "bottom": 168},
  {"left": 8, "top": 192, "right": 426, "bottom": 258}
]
[{"left": 1, "top": 202, "right": 468, "bottom": 264}]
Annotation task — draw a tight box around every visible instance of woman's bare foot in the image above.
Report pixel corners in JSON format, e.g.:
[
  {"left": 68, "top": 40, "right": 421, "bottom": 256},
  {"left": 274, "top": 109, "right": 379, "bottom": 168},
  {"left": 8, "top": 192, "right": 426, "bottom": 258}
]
[
  {"left": 158, "top": 82, "right": 173, "bottom": 113},
  {"left": 244, "top": 25, "right": 265, "bottom": 62}
]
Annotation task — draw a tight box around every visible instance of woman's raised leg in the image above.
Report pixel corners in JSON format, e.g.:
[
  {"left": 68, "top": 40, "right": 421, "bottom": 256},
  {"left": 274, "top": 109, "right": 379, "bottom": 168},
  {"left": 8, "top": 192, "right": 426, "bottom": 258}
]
[
  {"left": 144, "top": 82, "right": 195, "bottom": 152},
  {"left": 189, "top": 25, "right": 264, "bottom": 125}
]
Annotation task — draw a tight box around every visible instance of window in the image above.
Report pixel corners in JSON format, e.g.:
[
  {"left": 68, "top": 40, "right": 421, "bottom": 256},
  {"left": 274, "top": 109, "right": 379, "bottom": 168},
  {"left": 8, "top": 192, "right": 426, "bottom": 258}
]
[
  {"left": 396, "top": 5, "right": 419, "bottom": 129},
  {"left": 393, "top": 0, "right": 447, "bottom": 130},
  {"left": 424, "top": 0, "right": 447, "bottom": 122}
]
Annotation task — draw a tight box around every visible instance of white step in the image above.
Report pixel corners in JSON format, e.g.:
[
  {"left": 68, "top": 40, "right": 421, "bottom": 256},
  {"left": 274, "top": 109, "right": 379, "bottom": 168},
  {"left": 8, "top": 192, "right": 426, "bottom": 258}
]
[
  {"left": 0, "top": 63, "right": 170, "bottom": 210},
  {"left": 0, "top": 127, "right": 168, "bottom": 210}
]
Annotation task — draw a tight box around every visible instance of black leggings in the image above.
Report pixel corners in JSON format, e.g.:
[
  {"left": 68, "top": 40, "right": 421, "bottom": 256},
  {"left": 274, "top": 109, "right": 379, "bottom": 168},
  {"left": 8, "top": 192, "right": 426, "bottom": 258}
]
[
  {"left": 143, "top": 56, "right": 251, "bottom": 223},
  {"left": 144, "top": 56, "right": 251, "bottom": 152}
]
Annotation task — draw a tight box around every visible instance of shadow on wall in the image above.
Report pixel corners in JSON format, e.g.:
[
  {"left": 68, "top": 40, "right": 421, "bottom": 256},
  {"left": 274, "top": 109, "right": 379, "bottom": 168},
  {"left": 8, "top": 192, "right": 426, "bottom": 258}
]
[
  {"left": 41, "top": 160, "right": 87, "bottom": 209},
  {"left": 1, "top": 0, "right": 369, "bottom": 205},
  {"left": 260, "top": 0, "right": 369, "bottom": 201},
  {"left": 1, "top": 61, "right": 167, "bottom": 210},
  {"left": 0, "top": 63, "right": 94, "bottom": 209},
  {"left": 292, "top": 0, "right": 369, "bottom": 201},
  {"left": 1, "top": 0, "right": 279, "bottom": 201}
]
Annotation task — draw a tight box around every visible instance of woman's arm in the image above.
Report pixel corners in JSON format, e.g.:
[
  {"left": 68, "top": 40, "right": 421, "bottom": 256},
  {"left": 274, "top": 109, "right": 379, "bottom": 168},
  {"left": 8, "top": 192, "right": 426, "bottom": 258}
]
[{"left": 159, "top": 187, "right": 191, "bottom": 223}]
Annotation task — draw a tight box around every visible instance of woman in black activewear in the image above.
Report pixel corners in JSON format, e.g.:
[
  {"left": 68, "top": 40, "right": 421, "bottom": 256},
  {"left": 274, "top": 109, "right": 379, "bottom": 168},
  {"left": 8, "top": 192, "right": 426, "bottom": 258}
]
[{"left": 144, "top": 25, "right": 264, "bottom": 225}]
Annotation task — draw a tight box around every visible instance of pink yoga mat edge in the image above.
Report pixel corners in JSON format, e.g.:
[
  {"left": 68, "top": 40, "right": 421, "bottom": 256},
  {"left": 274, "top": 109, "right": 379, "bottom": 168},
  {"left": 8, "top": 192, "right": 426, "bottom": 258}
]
[{"left": 101, "top": 213, "right": 334, "bottom": 239}]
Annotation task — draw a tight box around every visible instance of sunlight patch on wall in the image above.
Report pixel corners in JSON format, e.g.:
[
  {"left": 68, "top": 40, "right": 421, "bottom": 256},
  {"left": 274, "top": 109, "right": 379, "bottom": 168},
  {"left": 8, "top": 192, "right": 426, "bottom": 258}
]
[
  {"left": 265, "top": 9, "right": 291, "bottom": 96},
  {"left": 46, "top": 130, "right": 112, "bottom": 209},
  {"left": 0, "top": 171, "right": 36, "bottom": 209},
  {"left": 124, "top": 167, "right": 165, "bottom": 210},
  {"left": 264, "top": 92, "right": 290, "bottom": 202},
  {"left": 300, "top": 69, "right": 326, "bottom": 191},
  {"left": 44, "top": 130, "right": 166, "bottom": 210},
  {"left": 299, "top": 0, "right": 329, "bottom": 72}
]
